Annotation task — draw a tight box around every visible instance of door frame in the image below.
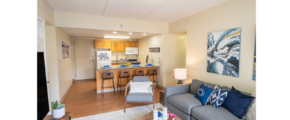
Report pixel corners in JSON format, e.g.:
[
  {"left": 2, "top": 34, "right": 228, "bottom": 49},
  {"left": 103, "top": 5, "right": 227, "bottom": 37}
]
[{"left": 37, "top": 16, "right": 52, "bottom": 115}]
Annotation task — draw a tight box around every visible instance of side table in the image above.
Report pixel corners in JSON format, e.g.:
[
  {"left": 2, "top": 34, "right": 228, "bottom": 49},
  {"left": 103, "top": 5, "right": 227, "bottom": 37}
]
[
  {"left": 43, "top": 112, "right": 71, "bottom": 120},
  {"left": 160, "top": 90, "right": 165, "bottom": 106}
]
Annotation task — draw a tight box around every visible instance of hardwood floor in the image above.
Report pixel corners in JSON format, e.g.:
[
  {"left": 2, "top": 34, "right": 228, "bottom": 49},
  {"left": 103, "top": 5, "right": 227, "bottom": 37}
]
[{"left": 62, "top": 79, "right": 162, "bottom": 119}]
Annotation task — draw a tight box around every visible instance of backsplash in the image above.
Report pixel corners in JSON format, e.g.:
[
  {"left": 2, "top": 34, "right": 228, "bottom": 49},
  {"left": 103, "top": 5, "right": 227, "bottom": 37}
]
[{"left": 111, "top": 51, "right": 137, "bottom": 61}]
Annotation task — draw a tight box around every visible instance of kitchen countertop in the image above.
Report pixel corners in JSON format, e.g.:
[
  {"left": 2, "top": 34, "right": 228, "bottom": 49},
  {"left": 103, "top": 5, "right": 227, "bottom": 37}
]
[
  {"left": 111, "top": 60, "right": 140, "bottom": 64},
  {"left": 96, "top": 64, "right": 159, "bottom": 70}
]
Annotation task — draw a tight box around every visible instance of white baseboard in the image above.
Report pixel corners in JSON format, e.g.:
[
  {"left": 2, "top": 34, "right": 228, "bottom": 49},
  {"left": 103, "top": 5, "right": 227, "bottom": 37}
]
[
  {"left": 60, "top": 82, "right": 73, "bottom": 103},
  {"left": 75, "top": 78, "right": 96, "bottom": 80},
  {"left": 96, "top": 87, "right": 126, "bottom": 93}
]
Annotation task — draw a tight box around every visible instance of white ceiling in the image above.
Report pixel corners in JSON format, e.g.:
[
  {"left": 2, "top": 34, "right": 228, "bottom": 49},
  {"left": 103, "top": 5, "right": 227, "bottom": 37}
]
[
  {"left": 45, "top": 0, "right": 231, "bottom": 23},
  {"left": 61, "top": 28, "right": 156, "bottom": 39}
]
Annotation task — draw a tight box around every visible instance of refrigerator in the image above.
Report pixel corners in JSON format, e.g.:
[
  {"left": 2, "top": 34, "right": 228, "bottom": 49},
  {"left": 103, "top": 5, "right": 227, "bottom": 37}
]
[{"left": 96, "top": 51, "right": 112, "bottom": 67}]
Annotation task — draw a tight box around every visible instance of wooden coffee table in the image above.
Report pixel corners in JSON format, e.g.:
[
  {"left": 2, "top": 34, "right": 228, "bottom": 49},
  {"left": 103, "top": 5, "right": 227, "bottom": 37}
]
[{"left": 141, "top": 108, "right": 182, "bottom": 120}]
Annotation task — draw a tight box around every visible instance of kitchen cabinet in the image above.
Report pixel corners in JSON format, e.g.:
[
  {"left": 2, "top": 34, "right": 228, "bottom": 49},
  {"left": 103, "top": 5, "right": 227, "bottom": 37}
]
[
  {"left": 95, "top": 40, "right": 103, "bottom": 49},
  {"left": 110, "top": 41, "right": 126, "bottom": 51},
  {"left": 102, "top": 40, "right": 138, "bottom": 51},
  {"left": 132, "top": 41, "right": 138, "bottom": 47},
  {"left": 119, "top": 41, "right": 126, "bottom": 51},
  {"left": 111, "top": 41, "right": 119, "bottom": 51},
  {"left": 95, "top": 40, "right": 111, "bottom": 49},
  {"left": 103, "top": 40, "right": 111, "bottom": 48},
  {"left": 125, "top": 41, "right": 132, "bottom": 47}
]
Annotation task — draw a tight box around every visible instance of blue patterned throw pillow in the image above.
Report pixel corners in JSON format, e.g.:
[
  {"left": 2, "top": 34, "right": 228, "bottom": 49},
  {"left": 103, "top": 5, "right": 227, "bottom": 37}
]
[
  {"left": 209, "top": 88, "right": 229, "bottom": 108},
  {"left": 195, "top": 83, "right": 214, "bottom": 105}
]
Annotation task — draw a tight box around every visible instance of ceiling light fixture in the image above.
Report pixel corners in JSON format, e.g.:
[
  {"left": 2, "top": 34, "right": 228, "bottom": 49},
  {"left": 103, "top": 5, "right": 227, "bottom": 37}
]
[
  {"left": 128, "top": 32, "right": 132, "bottom": 34},
  {"left": 143, "top": 33, "right": 147, "bottom": 35},
  {"left": 113, "top": 31, "right": 117, "bottom": 34},
  {"left": 104, "top": 36, "right": 130, "bottom": 39}
]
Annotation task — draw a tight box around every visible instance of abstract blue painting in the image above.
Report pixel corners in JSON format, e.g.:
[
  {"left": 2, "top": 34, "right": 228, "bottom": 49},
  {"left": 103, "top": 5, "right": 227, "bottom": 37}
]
[
  {"left": 253, "top": 30, "right": 258, "bottom": 81},
  {"left": 207, "top": 28, "right": 241, "bottom": 77}
]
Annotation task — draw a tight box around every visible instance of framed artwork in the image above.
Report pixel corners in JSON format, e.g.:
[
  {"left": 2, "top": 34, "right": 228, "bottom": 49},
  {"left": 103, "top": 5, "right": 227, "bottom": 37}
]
[
  {"left": 253, "top": 30, "right": 258, "bottom": 81},
  {"left": 62, "top": 41, "right": 70, "bottom": 59},
  {"left": 207, "top": 28, "right": 241, "bottom": 77},
  {"left": 149, "top": 47, "right": 160, "bottom": 52}
]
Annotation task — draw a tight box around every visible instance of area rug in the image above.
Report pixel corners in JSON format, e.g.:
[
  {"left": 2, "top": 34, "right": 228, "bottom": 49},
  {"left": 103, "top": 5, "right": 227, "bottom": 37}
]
[{"left": 72, "top": 103, "right": 164, "bottom": 120}]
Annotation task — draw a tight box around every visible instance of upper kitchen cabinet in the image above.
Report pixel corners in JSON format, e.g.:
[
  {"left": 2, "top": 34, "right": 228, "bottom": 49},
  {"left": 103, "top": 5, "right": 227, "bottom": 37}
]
[
  {"left": 125, "top": 41, "right": 132, "bottom": 47},
  {"left": 95, "top": 40, "right": 111, "bottom": 49},
  {"left": 103, "top": 40, "right": 111, "bottom": 48},
  {"left": 95, "top": 40, "right": 103, "bottom": 49},
  {"left": 119, "top": 41, "right": 126, "bottom": 51},
  {"left": 111, "top": 41, "right": 119, "bottom": 51},
  {"left": 111, "top": 41, "right": 126, "bottom": 51},
  {"left": 132, "top": 41, "right": 138, "bottom": 47}
]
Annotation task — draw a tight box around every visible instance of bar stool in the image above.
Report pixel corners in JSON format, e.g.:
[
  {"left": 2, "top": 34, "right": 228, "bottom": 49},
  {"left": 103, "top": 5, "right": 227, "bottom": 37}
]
[
  {"left": 132, "top": 70, "right": 145, "bottom": 78},
  {"left": 117, "top": 70, "right": 130, "bottom": 94},
  {"left": 146, "top": 69, "right": 159, "bottom": 89},
  {"left": 102, "top": 72, "right": 116, "bottom": 97}
]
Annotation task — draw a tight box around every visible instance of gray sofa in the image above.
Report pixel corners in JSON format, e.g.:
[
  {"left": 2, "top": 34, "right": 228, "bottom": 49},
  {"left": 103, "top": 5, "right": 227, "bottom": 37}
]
[{"left": 164, "top": 79, "right": 250, "bottom": 120}]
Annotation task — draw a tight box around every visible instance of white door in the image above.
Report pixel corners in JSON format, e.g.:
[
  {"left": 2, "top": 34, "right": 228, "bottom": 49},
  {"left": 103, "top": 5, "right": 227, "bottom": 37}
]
[{"left": 74, "top": 40, "right": 95, "bottom": 80}]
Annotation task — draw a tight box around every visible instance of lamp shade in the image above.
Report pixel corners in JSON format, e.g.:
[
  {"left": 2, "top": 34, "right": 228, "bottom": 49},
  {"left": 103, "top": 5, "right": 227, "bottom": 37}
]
[{"left": 174, "top": 69, "right": 187, "bottom": 80}]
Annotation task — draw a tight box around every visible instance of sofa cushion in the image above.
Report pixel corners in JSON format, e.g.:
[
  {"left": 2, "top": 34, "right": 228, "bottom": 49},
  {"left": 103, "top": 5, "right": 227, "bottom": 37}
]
[
  {"left": 195, "top": 83, "right": 215, "bottom": 105},
  {"left": 191, "top": 105, "right": 241, "bottom": 120},
  {"left": 220, "top": 86, "right": 251, "bottom": 96},
  {"left": 129, "top": 81, "right": 153, "bottom": 95},
  {"left": 191, "top": 79, "right": 219, "bottom": 94},
  {"left": 209, "top": 88, "right": 229, "bottom": 108},
  {"left": 168, "top": 93, "right": 202, "bottom": 115},
  {"left": 222, "top": 87, "right": 255, "bottom": 119},
  {"left": 126, "top": 93, "right": 153, "bottom": 102}
]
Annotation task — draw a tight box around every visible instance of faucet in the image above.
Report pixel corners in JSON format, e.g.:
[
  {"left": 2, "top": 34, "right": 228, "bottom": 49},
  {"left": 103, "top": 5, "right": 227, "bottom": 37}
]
[{"left": 116, "top": 55, "right": 118, "bottom": 62}]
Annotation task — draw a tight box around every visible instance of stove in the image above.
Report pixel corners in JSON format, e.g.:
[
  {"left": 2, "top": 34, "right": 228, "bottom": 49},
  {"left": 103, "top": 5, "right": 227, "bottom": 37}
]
[{"left": 128, "top": 59, "right": 140, "bottom": 64}]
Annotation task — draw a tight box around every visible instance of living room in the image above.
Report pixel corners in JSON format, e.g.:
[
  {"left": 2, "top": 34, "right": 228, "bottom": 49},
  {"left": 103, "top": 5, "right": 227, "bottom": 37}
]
[{"left": 36, "top": 0, "right": 257, "bottom": 120}]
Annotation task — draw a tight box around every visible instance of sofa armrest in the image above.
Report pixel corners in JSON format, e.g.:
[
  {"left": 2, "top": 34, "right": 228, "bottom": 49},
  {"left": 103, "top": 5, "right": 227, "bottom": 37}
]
[{"left": 164, "top": 83, "right": 191, "bottom": 106}]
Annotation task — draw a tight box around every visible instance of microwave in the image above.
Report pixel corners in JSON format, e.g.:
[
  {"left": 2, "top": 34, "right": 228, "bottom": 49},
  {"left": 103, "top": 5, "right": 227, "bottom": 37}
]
[{"left": 125, "top": 47, "right": 138, "bottom": 55}]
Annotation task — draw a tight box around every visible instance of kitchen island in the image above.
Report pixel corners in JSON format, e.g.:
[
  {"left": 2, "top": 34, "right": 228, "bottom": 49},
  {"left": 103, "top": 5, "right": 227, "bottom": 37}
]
[{"left": 95, "top": 64, "right": 160, "bottom": 93}]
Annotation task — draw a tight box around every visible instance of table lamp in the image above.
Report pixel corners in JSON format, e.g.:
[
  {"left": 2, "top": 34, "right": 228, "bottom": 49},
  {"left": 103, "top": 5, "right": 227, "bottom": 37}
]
[{"left": 174, "top": 69, "right": 187, "bottom": 84}]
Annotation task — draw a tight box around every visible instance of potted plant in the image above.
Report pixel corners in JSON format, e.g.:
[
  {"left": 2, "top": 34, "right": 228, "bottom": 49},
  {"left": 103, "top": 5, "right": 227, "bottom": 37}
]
[{"left": 51, "top": 101, "right": 65, "bottom": 119}]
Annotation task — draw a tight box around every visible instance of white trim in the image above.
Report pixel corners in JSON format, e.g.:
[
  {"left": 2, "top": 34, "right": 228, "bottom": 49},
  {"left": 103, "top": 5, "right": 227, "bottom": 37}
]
[
  {"left": 60, "top": 82, "right": 73, "bottom": 103},
  {"left": 74, "top": 78, "right": 96, "bottom": 80},
  {"left": 37, "top": 16, "right": 52, "bottom": 115},
  {"left": 96, "top": 87, "right": 126, "bottom": 93}
]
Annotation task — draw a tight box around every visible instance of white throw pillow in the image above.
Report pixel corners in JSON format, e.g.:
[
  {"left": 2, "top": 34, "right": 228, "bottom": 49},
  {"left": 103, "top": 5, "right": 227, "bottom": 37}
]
[
  {"left": 129, "top": 82, "right": 153, "bottom": 95},
  {"left": 245, "top": 90, "right": 256, "bottom": 120}
]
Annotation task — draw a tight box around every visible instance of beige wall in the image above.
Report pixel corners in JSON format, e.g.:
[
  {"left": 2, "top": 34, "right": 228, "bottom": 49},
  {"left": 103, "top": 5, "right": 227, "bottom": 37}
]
[
  {"left": 162, "top": 34, "right": 187, "bottom": 86},
  {"left": 45, "top": 26, "right": 60, "bottom": 102},
  {"left": 138, "top": 35, "right": 162, "bottom": 65},
  {"left": 169, "top": 0, "right": 256, "bottom": 93},
  {"left": 55, "top": 28, "right": 73, "bottom": 100},
  {"left": 138, "top": 35, "right": 163, "bottom": 85},
  {"left": 37, "top": 0, "right": 55, "bottom": 25},
  {"left": 54, "top": 11, "right": 168, "bottom": 34}
]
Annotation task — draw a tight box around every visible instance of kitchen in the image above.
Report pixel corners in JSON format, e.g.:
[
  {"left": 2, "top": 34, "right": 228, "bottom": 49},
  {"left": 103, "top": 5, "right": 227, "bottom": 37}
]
[
  {"left": 69, "top": 29, "right": 163, "bottom": 94},
  {"left": 95, "top": 38, "right": 160, "bottom": 93}
]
